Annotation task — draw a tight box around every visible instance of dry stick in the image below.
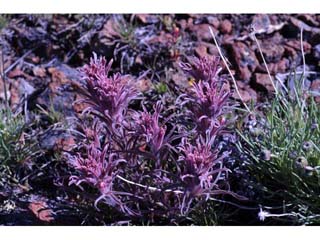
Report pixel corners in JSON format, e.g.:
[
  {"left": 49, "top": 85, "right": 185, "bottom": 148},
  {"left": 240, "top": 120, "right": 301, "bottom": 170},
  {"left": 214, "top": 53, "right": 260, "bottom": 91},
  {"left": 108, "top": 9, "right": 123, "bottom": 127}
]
[
  {"left": 209, "top": 27, "right": 251, "bottom": 113},
  {"left": 0, "top": 51, "right": 10, "bottom": 118},
  {"left": 116, "top": 175, "right": 184, "bottom": 194},
  {"left": 251, "top": 30, "right": 278, "bottom": 95},
  {"left": 277, "top": 71, "right": 318, "bottom": 77},
  {"left": 24, "top": 92, "right": 29, "bottom": 123},
  {"left": 1, "top": 48, "right": 34, "bottom": 119},
  {"left": 300, "top": 27, "right": 306, "bottom": 88},
  {"left": 117, "top": 174, "right": 250, "bottom": 210},
  {"left": 4, "top": 49, "right": 34, "bottom": 75},
  {"left": 300, "top": 27, "right": 307, "bottom": 117}
]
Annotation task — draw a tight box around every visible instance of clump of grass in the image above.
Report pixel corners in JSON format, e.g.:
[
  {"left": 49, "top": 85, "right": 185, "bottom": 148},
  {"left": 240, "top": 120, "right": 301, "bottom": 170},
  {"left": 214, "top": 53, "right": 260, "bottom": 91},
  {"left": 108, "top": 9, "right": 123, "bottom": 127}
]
[
  {"left": 0, "top": 105, "right": 44, "bottom": 194},
  {"left": 113, "top": 15, "right": 137, "bottom": 45},
  {"left": 36, "top": 101, "right": 64, "bottom": 125},
  {"left": 237, "top": 73, "right": 320, "bottom": 225},
  {"left": 0, "top": 52, "right": 41, "bottom": 189},
  {"left": 0, "top": 109, "right": 28, "bottom": 165}
]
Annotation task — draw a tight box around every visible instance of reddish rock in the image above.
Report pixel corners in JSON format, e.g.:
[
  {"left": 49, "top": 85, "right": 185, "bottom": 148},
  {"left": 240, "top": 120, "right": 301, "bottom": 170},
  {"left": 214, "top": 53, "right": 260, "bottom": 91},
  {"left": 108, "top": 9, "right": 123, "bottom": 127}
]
[
  {"left": 187, "top": 17, "right": 193, "bottom": 26},
  {"left": 256, "top": 58, "right": 289, "bottom": 74},
  {"left": 135, "top": 55, "right": 143, "bottom": 65},
  {"left": 28, "top": 201, "right": 54, "bottom": 223},
  {"left": 55, "top": 136, "right": 75, "bottom": 151},
  {"left": 98, "top": 18, "right": 121, "bottom": 45},
  {"left": 255, "top": 73, "right": 276, "bottom": 92},
  {"left": 220, "top": 19, "right": 232, "bottom": 34},
  {"left": 195, "top": 45, "right": 208, "bottom": 58},
  {"left": 73, "top": 93, "right": 89, "bottom": 113},
  {"left": 48, "top": 67, "right": 71, "bottom": 93},
  {"left": 232, "top": 81, "right": 257, "bottom": 102},
  {"left": 31, "top": 55, "right": 40, "bottom": 64},
  {"left": 258, "top": 40, "right": 285, "bottom": 63},
  {"left": 269, "top": 59, "right": 288, "bottom": 74},
  {"left": 190, "top": 23, "right": 214, "bottom": 42},
  {"left": 284, "top": 45, "right": 297, "bottom": 59},
  {"left": 7, "top": 67, "right": 33, "bottom": 80},
  {"left": 239, "top": 68, "right": 252, "bottom": 83},
  {"left": 229, "top": 41, "right": 259, "bottom": 82},
  {"left": 7, "top": 68, "right": 25, "bottom": 78},
  {"left": 285, "top": 40, "right": 312, "bottom": 53},
  {"left": 311, "top": 79, "right": 320, "bottom": 103},
  {"left": 148, "top": 31, "right": 172, "bottom": 45},
  {"left": 9, "top": 80, "right": 20, "bottom": 107},
  {"left": 136, "top": 14, "right": 154, "bottom": 24}
]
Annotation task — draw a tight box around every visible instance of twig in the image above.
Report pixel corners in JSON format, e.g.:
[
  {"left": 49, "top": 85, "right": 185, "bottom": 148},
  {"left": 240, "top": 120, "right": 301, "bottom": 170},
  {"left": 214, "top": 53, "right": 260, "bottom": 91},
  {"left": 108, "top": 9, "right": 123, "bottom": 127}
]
[
  {"left": 290, "top": 17, "right": 320, "bottom": 34},
  {"left": 4, "top": 49, "right": 34, "bottom": 75},
  {"left": 250, "top": 27, "right": 278, "bottom": 95},
  {"left": 209, "top": 26, "right": 251, "bottom": 113},
  {"left": 300, "top": 27, "right": 306, "bottom": 88},
  {"left": 276, "top": 71, "right": 319, "bottom": 77},
  {"left": 0, "top": 50, "right": 10, "bottom": 118},
  {"left": 57, "top": 18, "right": 84, "bottom": 35},
  {"left": 234, "top": 23, "right": 285, "bottom": 41},
  {"left": 116, "top": 175, "right": 184, "bottom": 194},
  {"left": 275, "top": 75, "right": 289, "bottom": 93}
]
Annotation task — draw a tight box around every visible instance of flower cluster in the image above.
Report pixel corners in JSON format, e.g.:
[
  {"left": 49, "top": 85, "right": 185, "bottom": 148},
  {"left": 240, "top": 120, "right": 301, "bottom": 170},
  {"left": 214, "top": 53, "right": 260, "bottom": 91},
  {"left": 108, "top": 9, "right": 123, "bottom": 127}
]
[
  {"left": 175, "top": 57, "right": 235, "bottom": 214},
  {"left": 179, "top": 134, "right": 227, "bottom": 191},
  {"left": 180, "top": 57, "right": 230, "bottom": 137},
  {"left": 79, "top": 53, "right": 137, "bottom": 125},
  {"left": 180, "top": 56, "right": 221, "bottom": 83},
  {"left": 132, "top": 101, "right": 166, "bottom": 154},
  {"left": 67, "top": 54, "right": 237, "bottom": 223},
  {"left": 68, "top": 127, "right": 126, "bottom": 208}
]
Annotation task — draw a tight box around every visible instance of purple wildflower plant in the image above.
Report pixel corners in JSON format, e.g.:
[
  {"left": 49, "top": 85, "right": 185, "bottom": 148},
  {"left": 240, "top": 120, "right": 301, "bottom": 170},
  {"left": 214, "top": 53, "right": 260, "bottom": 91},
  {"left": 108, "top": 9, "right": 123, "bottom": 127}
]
[
  {"left": 175, "top": 56, "right": 242, "bottom": 214},
  {"left": 79, "top": 53, "right": 137, "bottom": 126},
  {"left": 66, "top": 54, "right": 242, "bottom": 223},
  {"left": 132, "top": 101, "right": 166, "bottom": 154},
  {"left": 180, "top": 57, "right": 231, "bottom": 137},
  {"left": 177, "top": 129, "right": 231, "bottom": 214},
  {"left": 180, "top": 56, "right": 221, "bottom": 83},
  {"left": 179, "top": 134, "right": 227, "bottom": 191},
  {"left": 68, "top": 125, "right": 126, "bottom": 207}
]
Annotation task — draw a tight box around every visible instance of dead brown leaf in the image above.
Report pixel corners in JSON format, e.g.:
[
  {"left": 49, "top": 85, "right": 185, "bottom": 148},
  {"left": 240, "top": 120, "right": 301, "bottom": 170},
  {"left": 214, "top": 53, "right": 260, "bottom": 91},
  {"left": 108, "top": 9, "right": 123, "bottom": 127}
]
[{"left": 28, "top": 201, "right": 54, "bottom": 223}]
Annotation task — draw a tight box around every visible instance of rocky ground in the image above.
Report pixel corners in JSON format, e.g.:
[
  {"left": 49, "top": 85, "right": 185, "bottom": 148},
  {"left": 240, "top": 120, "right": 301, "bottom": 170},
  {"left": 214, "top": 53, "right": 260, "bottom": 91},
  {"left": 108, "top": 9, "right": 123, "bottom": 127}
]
[{"left": 0, "top": 14, "right": 320, "bottom": 225}]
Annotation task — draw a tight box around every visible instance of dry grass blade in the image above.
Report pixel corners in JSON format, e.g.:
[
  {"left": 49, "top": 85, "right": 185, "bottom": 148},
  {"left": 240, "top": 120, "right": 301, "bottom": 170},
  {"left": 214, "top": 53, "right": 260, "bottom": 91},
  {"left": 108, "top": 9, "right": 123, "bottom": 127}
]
[
  {"left": 250, "top": 27, "right": 278, "bottom": 95},
  {"left": 300, "top": 27, "right": 306, "bottom": 88},
  {"left": 209, "top": 26, "right": 251, "bottom": 113}
]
